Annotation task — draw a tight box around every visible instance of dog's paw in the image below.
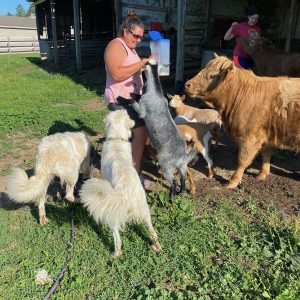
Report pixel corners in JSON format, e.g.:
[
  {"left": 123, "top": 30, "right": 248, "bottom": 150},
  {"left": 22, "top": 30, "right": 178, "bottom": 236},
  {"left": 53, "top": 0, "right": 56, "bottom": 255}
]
[
  {"left": 39, "top": 216, "right": 49, "bottom": 225},
  {"left": 66, "top": 195, "right": 75, "bottom": 202},
  {"left": 152, "top": 242, "right": 163, "bottom": 254},
  {"left": 113, "top": 250, "right": 123, "bottom": 258}
]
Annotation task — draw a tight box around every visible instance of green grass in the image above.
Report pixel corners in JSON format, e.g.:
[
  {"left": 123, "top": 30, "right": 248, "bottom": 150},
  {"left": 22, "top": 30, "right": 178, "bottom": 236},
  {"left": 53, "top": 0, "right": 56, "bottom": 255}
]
[
  {"left": 0, "top": 53, "right": 106, "bottom": 157},
  {"left": 0, "top": 54, "right": 299, "bottom": 299}
]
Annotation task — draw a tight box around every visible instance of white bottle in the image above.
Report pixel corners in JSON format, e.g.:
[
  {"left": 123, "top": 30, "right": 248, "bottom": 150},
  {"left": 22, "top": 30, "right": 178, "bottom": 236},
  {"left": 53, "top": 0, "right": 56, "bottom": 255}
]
[{"left": 150, "top": 39, "right": 170, "bottom": 76}]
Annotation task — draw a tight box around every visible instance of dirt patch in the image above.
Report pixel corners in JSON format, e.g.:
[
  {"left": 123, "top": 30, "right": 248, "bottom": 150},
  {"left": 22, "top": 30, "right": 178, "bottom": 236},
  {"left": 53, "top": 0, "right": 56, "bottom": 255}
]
[
  {"left": 83, "top": 98, "right": 106, "bottom": 111},
  {"left": 16, "top": 67, "right": 34, "bottom": 74},
  {"left": 1, "top": 131, "right": 299, "bottom": 221},
  {"left": 142, "top": 129, "right": 300, "bottom": 220}
]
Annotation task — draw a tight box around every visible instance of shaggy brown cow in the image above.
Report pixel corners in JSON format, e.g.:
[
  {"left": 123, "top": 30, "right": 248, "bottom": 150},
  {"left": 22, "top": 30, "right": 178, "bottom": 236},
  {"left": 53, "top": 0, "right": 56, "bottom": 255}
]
[
  {"left": 185, "top": 54, "right": 300, "bottom": 188},
  {"left": 241, "top": 38, "right": 300, "bottom": 77}
]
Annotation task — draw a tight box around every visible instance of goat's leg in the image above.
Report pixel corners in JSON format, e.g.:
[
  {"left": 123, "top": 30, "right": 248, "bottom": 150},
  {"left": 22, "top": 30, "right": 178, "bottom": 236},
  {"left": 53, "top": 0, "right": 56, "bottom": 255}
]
[
  {"left": 178, "top": 168, "right": 186, "bottom": 194},
  {"left": 131, "top": 101, "right": 146, "bottom": 118},
  {"left": 186, "top": 168, "right": 196, "bottom": 196},
  {"left": 143, "top": 212, "right": 162, "bottom": 253},
  {"left": 256, "top": 146, "right": 273, "bottom": 181},
  {"left": 112, "top": 226, "right": 122, "bottom": 258},
  {"left": 162, "top": 167, "right": 177, "bottom": 199},
  {"left": 169, "top": 179, "right": 177, "bottom": 199},
  {"left": 200, "top": 134, "right": 214, "bottom": 178}
]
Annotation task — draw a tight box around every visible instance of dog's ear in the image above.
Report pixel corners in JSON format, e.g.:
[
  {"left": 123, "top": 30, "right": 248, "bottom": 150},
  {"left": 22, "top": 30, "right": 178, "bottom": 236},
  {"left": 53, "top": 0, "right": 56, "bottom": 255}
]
[{"left": 180, "top": 94, "right": 186, "bottom": 101}]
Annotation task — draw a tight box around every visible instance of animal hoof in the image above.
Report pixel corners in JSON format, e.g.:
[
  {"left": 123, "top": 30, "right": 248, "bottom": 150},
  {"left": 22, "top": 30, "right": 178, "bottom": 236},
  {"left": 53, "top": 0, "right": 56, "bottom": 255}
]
[
  {"left": 40, "top": 216, "right": 49, "bottom": 225},
  {"left": 152, "top": 242, "right": 163, "bottom": 253},
  {"left": 189, "top": 189, "right": 196, "bottom": 196},
  {"left": 224, "top": 181, "right": 238, "bottom": 189}
]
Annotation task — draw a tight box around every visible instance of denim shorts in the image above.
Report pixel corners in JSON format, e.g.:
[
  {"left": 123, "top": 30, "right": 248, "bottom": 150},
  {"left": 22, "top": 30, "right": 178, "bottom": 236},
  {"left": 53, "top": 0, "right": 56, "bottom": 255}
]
[{"left": 107, "top": 96, "right": 145, "bottom": 129}]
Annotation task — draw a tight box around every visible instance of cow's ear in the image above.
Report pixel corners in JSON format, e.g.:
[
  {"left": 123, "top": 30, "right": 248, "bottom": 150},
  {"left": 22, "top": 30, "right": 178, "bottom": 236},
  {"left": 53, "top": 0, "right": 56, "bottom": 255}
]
[
  {"left": 180, "top": 95, "right": 186, "bottom": 101},
  {"left": 166, "top": 93, "right": 173, "bottom": 99},
  {"left": 214, "top": 52, "right": 219, "bottom": 58}
]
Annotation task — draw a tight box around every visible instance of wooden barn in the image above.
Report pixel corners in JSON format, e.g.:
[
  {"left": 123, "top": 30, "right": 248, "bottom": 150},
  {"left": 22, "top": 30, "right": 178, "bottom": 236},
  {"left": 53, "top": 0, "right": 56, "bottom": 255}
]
[{"left": 29, "top": 0, "right": 300, "bottom": 79}]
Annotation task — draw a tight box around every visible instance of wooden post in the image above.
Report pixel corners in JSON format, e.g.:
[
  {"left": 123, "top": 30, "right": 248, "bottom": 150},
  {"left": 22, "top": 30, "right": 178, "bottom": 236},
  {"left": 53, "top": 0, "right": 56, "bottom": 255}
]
[
  {"left": 33, "top": 36, "right": 36, "bottom": 52},
  {"left": 113, "top": 0, "right": 122, "bottom": 36},
  {"left": 7, "top": 36, "right": 11, "bottom": 53},
  {"left": 285, "top": 0, "right": 297, "bottom": 53},
  {"left": 73, "top": 0, "right": 81, "bottom": 71},
  {"left": 205, "top": 0, "right": 211, "bottom": 44},
  {"left": 175, "top": 0, "right": 186, "bottom": 82},
  {"left": 50, "top": 0, "right": 58, "bottom": 65}
]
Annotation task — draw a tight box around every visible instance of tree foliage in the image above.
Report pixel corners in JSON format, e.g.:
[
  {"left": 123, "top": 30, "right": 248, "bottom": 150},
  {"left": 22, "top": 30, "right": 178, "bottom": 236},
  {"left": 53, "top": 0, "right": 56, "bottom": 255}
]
[
  {"left": 16, "top": 4, "right": 26, "bottom": 17},
  {"left": 12, "top": 3, "right": 35, "bottom": 17}
]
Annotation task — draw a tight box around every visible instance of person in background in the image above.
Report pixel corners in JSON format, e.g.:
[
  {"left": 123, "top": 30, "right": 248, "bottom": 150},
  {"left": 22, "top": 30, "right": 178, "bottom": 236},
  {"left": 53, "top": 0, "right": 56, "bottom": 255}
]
[
  {"left": 224, "top": 7, "right": 261, "bottom": 69},
  {"left": 104, "top": 10, "right": 151, "bottom": 186}
]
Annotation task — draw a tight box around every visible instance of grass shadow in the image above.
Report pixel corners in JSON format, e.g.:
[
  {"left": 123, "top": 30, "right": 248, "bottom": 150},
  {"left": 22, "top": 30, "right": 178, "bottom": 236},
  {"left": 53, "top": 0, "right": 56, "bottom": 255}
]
[
  {"left": 27, "top": 57, "right": 106, "bottom": 97},
  {"left": 48, "top": 119, "right": 98, "bottom": 136}
]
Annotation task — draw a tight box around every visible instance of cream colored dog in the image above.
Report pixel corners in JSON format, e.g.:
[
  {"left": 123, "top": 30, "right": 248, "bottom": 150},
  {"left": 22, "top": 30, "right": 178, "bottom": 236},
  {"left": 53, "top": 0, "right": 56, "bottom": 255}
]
[
  {"left": 80, "top": 110, "right": 162, "bottom": 257},
  {"left": 6, "top": 132, "right": 90, "bottom": 225}
]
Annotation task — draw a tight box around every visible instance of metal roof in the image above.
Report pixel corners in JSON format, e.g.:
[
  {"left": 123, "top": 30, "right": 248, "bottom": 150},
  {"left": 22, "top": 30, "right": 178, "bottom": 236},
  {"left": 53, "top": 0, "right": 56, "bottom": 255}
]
[{"left": 0, "top": 16, "right": 36, "bottom": 29}]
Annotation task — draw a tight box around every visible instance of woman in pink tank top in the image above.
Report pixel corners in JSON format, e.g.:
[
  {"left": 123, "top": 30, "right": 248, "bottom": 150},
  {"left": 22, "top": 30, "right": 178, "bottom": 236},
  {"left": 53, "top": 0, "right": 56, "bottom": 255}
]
[{"left": 104, "top": 11, "right": 151, "bottom": 178}]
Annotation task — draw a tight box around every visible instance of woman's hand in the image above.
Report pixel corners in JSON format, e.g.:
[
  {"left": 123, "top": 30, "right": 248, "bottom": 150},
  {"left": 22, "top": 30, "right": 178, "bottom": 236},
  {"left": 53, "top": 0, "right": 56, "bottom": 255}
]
[{"left": 231, "top": 22, "right": 238, "bottom": 27}]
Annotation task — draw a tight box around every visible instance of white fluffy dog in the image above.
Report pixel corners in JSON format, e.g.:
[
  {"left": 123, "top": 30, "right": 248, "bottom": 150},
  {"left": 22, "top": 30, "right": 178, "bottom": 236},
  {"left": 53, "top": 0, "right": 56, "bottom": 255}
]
[
  {"left": 80, "top": 110, "right": 162, "bottom": 257},
  {"left": 6, "top": 132, "right": 90, "bottom": 225}
]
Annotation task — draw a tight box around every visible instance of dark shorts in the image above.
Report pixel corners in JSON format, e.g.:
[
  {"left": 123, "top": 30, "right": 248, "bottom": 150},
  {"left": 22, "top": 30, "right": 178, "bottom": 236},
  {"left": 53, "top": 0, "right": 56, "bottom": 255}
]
[
  {"left": 107, "top": 96, "right": 145, "bottom": 129},
  {"left": 233, "top": 55, "right": 255, "bottom": 70}
]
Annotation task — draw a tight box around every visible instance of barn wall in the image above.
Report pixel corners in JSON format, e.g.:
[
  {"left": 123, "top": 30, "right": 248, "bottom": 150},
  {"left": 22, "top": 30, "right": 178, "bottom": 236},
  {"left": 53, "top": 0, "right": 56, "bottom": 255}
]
[
  {"left": 0, "top": 28, "right": 37, "bottom": 38},
  {"left": 119, "top": 0, "right": 208, "bottom": 61}
]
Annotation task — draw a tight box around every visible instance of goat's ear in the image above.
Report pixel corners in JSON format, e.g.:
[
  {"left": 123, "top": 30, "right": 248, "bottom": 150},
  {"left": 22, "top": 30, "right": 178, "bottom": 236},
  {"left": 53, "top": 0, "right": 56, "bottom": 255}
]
[
  {"left": 180, "top": 94, "right": 186, "bottom": 101},
  {"left": 214, "top": 52, "right": 219, "bottom": 58},
  {"left": 166, "top": 93, "right": 173, "bottom": 100}
]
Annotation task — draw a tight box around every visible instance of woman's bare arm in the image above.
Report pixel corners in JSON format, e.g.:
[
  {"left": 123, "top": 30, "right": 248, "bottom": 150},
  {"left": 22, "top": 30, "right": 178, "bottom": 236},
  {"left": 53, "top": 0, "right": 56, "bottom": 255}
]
[
  {"left": 224, "top": 22, "right": 238, "bottom": 41},
  {"left": 104, "top": 39, "right": 148, "bottom": 82}
]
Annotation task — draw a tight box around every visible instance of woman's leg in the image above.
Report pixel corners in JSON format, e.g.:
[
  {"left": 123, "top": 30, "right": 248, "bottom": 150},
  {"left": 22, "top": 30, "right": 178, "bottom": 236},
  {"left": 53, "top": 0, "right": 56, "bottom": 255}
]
[{"left": 131, "top": 125, "right": 147, "bottom": 172}]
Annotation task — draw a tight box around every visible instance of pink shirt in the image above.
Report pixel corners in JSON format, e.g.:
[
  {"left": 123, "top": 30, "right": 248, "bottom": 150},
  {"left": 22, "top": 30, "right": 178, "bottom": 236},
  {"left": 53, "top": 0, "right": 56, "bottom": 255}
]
[
  {"left": 232, "top": 22, "right": 261, "bottom": 58},
  {"left": 104, "top": 38, "right": 143, "bottom": 105}
]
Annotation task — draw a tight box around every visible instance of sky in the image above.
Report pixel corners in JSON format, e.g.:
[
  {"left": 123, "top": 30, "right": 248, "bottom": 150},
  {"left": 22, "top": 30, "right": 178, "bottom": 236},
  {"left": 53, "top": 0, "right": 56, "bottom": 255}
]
[{"left": 0, "top": 0, "right": 31, "bottom": 16}]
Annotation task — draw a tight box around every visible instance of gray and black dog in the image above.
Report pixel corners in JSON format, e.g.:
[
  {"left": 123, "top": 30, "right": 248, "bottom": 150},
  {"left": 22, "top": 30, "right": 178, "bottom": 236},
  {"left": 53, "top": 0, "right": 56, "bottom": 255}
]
[{"left": 131, "top": 60, "right": 196, "bottom": 198}]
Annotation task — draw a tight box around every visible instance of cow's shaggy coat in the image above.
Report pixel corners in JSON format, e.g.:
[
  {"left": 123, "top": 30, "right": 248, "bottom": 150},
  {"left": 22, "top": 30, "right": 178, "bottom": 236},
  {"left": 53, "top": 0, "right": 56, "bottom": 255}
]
[
  {"left": 241, "top": 38, "right": 300, "bottom": 77},
  {"left": 185, "top": 54, "right": 300, "bottom": 188}
]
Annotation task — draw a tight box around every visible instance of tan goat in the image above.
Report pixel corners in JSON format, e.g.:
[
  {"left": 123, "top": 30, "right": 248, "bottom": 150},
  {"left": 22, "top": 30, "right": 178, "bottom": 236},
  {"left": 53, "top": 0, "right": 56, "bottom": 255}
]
[
  {"left": 177, "top": 123, "right": 214, "bottom": 178},
  {"left": 168, "top": 94, "right": 222, "bottom": 145}
]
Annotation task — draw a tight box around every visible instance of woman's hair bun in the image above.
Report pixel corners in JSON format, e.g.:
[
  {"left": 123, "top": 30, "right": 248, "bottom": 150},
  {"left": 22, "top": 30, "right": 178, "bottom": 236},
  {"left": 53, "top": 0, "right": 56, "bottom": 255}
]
[{"left": 127, "top": 10, "right": 139, "bottom": 19}]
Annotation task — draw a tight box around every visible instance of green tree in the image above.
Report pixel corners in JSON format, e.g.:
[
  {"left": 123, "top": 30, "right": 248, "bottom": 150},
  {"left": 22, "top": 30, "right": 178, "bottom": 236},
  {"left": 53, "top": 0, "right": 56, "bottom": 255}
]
[
  {"left": 6, "top": 12, "right": 13, "bottom": 16},
  {"left": 25, "top": 3, "right": 35, "bottom": 17},
  {"left": 16, "top": 4, "right": 26, "bottom": 17}
]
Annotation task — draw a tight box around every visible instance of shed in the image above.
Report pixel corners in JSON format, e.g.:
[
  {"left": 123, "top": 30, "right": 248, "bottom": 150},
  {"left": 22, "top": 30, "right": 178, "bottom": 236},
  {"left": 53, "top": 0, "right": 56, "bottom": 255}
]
[
  {"left": 29, "top": 0, "right": 300, "bottom": 76},
  {"left": 0, "top": 16, "right": 37, "bottom": 38}
]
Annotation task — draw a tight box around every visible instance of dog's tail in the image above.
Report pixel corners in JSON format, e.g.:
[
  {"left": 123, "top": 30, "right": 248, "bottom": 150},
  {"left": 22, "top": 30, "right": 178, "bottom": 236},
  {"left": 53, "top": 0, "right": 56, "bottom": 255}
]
[
  {"left": 80, "top": 178, "right": 128, "bottom": 226},
  {"left": 5, "top": 167, "right": 49, "bottom": 203}
]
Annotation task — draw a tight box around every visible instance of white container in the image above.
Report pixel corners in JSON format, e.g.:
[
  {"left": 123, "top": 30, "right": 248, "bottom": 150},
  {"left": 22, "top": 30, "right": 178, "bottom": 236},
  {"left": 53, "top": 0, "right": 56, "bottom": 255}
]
[{"left": 150, "top": 39, "right": 170, "bottom": 76}]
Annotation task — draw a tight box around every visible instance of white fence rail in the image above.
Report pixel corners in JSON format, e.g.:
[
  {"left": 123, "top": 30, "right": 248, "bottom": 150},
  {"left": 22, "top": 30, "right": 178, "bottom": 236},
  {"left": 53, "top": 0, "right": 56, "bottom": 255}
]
[{"left": 0, "top": 36, "right": 40, "bottom": 53}]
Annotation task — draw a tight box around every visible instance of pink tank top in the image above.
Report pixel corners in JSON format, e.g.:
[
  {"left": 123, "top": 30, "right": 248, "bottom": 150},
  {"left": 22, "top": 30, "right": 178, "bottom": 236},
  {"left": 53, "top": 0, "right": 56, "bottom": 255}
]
[{"left": 104, "top": 38, "right": 143, "bottom": 105}]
